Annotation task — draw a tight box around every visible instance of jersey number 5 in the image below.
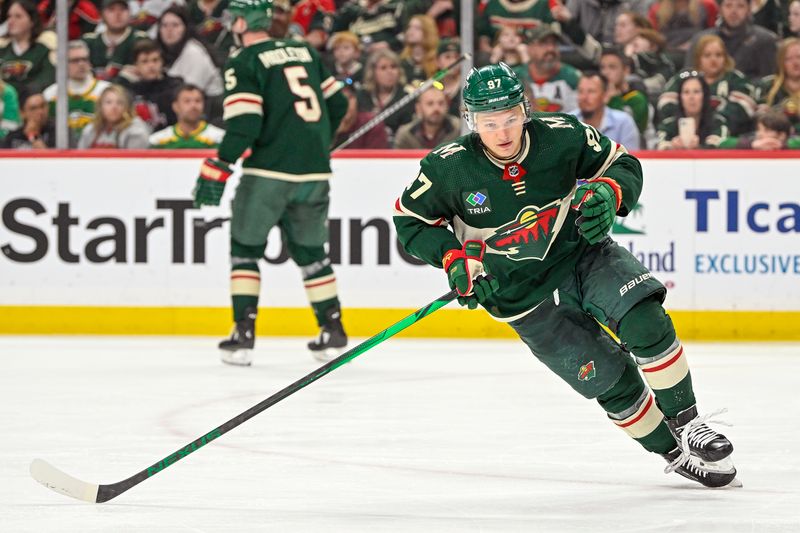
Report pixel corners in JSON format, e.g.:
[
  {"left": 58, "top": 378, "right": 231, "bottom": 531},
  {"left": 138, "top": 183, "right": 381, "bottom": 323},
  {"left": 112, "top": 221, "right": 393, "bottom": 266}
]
[{"left": 284, "top": 65, "right": 321, "bottom": 122}]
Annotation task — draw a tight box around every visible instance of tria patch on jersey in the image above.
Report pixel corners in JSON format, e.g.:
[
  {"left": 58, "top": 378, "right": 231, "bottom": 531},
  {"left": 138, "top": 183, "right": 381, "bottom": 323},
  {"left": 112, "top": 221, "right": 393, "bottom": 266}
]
[
  {"left": 463, "top": 190, "right": 492, "bottom": 215},
  {"left": 486, "top": 200, "right": 561, "bottom": 261}
]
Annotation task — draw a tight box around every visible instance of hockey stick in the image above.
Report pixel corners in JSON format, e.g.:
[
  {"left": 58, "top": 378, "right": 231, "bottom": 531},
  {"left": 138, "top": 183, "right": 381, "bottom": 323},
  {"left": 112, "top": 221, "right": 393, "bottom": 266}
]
[
  {"left": 332, "top": 52, "right": 471, "bottom": 151},
  {"left": 30, "top": 285, "right": 464, "bottom": 503}
]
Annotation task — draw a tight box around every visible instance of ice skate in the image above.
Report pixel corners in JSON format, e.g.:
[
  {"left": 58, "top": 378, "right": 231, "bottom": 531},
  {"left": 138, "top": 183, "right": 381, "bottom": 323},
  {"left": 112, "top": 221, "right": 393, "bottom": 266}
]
[
  {"left": 667, "top": 405, "right": 734, "bottom": 462},
  {"left": 219, "top": 307, "right": 256, "bottom": 366},
  {"left": 661, "top": 446, "right": 740, "bottom": 488},
  {"left": 308, "top": 306, "right": 347, "bottom": 362}
]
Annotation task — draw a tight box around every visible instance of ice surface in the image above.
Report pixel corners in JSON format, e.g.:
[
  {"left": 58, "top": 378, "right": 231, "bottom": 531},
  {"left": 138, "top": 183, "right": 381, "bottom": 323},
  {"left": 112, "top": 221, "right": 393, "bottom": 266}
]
[{"left": 1, "top": 336, "right": 798, "bottom": 532}]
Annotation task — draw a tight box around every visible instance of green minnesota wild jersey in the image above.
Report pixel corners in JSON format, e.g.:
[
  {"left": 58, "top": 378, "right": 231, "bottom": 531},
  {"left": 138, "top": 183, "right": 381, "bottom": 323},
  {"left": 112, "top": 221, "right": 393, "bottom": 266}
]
[
  {"left": 0, "top": 41, "right": 55, "bottom": 93},
  {"left": 658, "top": 70, "right": 755, "bottom": 136},
  {"left": 217, "top": 38, "right": 347, "bottom": 180},
  {"left": 149, "top": 121, "right": 225, "bottom": 148},
  {"left": 394, "top": 113, "right": 643, "bottom": 321},
  {"left": 478, "top": 0, "right": 554, "bottom": 39},
  {"left": 43, "top": 78, "right": 110, "bottom": 136}
]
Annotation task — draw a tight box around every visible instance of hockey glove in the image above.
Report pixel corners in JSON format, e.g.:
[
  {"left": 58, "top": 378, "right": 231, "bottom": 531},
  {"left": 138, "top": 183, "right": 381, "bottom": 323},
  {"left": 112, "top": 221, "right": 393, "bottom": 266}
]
[
  {"left": 443, "top": 240, "right": 500, "bottom": 309},
  {"left": 571, "top": 177, "right": 622, "bottom": 245},
  {"left": 193, "top": 158, "right": 233, "bottom": 207}
]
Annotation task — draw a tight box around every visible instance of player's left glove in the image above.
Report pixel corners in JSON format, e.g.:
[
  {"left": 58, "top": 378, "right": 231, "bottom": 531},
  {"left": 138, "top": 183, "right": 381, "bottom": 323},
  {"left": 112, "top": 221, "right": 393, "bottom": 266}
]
[
  {"left": 443, "top": 240, "right": 500, "bottom": 309},
  {"left": 571, "top": 177, "right": 622, "bottom": 244},
  {"left": 193, "top": 158, "right": 233, "bottom": 207}
]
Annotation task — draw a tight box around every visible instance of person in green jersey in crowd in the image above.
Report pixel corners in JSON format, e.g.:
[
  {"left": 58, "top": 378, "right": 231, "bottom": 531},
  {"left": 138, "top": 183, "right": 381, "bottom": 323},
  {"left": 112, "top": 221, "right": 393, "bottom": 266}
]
[
  {"left": 393, "top": 62, "right": 740, "bottom": 488},
  {"left": 150, "top": 84, "right": 225, "bottom": 148},
  {"left": 192, "top": 0, "right": 349, "bottom": 367},
  {"left": 43, "top": 40, "right": 111, "bottom": 147},
  {"left": 0, "top": 79, "right": 21, "bottom": 140}
]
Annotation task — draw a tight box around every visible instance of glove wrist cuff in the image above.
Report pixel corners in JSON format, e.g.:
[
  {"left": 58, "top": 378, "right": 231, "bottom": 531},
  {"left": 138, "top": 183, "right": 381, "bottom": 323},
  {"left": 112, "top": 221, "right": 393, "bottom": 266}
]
[{"left": 589, "top": 177, "right": 622, "bottom": 211}]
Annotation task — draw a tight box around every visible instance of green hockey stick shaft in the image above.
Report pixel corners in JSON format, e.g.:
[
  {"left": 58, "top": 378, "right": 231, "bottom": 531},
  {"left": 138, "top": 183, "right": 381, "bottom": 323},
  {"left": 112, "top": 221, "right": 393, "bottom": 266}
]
[{"left": 31, "top": 287, "right": 459, "bottom": 503}]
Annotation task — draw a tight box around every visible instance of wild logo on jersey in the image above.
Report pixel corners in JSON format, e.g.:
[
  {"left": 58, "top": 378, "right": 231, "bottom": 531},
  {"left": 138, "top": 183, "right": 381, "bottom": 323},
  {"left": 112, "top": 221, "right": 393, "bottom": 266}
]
[
  {"left": 486, "top": 200, "right": 560, "bottom": 261},
  {"left": 578, "top": 361, "right": 596, "bottom": 381}
]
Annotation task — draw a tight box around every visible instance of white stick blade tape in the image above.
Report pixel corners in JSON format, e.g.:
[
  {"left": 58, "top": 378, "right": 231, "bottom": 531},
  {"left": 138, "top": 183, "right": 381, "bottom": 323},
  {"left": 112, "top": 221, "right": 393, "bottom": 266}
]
[{"left": 30, "top": 458, "right": 100, "bottom": 503}]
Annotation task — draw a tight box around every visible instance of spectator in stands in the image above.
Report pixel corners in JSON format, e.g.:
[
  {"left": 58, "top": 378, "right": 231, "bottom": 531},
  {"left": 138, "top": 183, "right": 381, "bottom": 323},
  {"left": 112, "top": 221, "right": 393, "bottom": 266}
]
[
  {"left": 657, "top": 69, "right": 728, "bottom": 148},
  {"left": 328, "top": 31, "right": 364, "bottom": 88},
  {"left": 78, "top": 84, "right": 150, "bottom": 148},
  {"left": 659, "top": 34, "right": 755, "bottom": 135},
  {"left": 0, "top": 78, "right": 21, "bottom": 139},
  {"left": 752, "top": 0, "right": 782, "bottom": 35},
  {"left": 435, "top": 37, "right": 462, "bottom": 117},
  {"left": 788, "top": 0, "right": 800, "bottom": 39},
  {"left": 293, "top": 0, "right": 334, "bottom": 43},
  {"left": 515, "top": 25, "right": 580, "bottom": 113},
  {"left": 1, "top": 89, "right": 54, "bottom": 148},
  {"left": 717, "top": 108, "right": 800, "bottom": 148},
  {"left": 187, "top": 0, "right": 230, "bottom": 56},
  {"left": 757, "top": 37, "right": 800, "bottom": 133},
  {"left": 332, "top": 84, "right": 360, "bottom": 148},
  {"left": 269, "top": 0, "right": 296, "bottom": 39},
  {"left": 354, "top": 49, "right": 413, "bottom": 147},
  {"left": 626, "top": 28, "right": 675, "bottom": 99},
  {"left": 489, "top": 26, "right": 529, "bottom": 68},
  {"left": 563, "top": 0, "right": 633, "bottom": 47},
  {"left": 84, "top": 0, "right": 149, "bottom": 81},
  {"left": 647, "top": 0, "right": 717, "bottom": 52},
  {"left": 477, "top": 0, "right": 553, "bottom": 56},
  {"left": 37, "top": 0, "right": 99, "bottom": 40},
  {"left": 129, "top": 0, "right": 182, "bottom": 37},
  {"left": 0, "top": 0, "right": 54, "bottom": 93},
  {"left": 614, "top": 10, "right": 652, "bottom": 51},
  {"left": 570, "top": 71, "right": 641, "bottom": 150},
  {"left": 600, "top": 47, "right": 650, "bottom": 138},
  {"left": 156, "top": 6, "right": 223, "bottom": 99},
  {"left": 149, "top": 83, "right": 223, "bottom": 148},
  {"left": 394, "top": 86, "right": 459, "bottom": 149},
  {"left": 331, "top": 0, "right": 406, "bottom": 53},
  {"left": 408, "top": 0, "right": 457, "bottom": 38},
  {"left": 399, "top": 14, "right": 439, "bottom": 87},
  {"left": 43, "top": 40, "right": 111, "bottom": 147},
  {"left": 116, "top": 39, "right": 183, "bottom": 131},
  {"left": 686, "top": 0, "right": 778, "bottom": 81}
]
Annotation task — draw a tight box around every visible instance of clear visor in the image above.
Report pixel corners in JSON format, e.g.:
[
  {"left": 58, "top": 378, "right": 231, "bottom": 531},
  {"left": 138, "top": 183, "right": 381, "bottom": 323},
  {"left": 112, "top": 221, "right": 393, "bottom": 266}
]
[{"left": 466, "top": 104, "right": 529, "bottom": 133}]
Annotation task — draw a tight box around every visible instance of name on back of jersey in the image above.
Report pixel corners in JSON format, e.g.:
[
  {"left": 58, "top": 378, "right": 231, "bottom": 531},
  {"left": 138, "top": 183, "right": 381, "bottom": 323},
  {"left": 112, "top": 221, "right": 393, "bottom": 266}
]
[{"left": 258, "top": 46, "right": 313, "bottom": 68}]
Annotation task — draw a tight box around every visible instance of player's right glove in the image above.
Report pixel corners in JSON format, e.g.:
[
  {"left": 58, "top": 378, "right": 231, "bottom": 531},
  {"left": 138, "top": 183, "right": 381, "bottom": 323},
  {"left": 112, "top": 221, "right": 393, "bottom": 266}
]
[
  {"left": 442, "top": 240, "right": 500, "bottom": 309},
  {"left": 193, "top": 158, "right": 233, "bottom": 207}
]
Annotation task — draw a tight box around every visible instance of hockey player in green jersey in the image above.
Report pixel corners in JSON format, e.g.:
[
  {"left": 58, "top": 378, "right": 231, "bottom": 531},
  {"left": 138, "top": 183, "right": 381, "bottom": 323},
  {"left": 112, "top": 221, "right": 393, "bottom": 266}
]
[
  {"left": 192, "top": 0, "right": 349, "bottom": 366},
  {"left": 394, "top": 62, "right": 740, "bottom": 488}
]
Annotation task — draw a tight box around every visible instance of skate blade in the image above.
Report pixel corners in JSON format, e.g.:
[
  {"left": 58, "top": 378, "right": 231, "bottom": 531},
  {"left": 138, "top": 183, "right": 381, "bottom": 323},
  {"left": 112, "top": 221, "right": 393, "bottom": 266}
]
[
  {"left": 220, "top": 349, "right": 253, "bottom": 366},
  {"left": 310, "top": 347, "right": 343, "bottom": 363},
  {"left": 727, "top": 477, "right": 743, "bottom": 488}
]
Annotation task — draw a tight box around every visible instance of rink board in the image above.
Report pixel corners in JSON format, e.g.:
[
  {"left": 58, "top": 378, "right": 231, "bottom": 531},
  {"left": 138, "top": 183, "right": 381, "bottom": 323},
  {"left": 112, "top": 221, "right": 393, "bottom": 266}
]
[{"left": 0, "top": 150, "right": 798, "bottom": 339}]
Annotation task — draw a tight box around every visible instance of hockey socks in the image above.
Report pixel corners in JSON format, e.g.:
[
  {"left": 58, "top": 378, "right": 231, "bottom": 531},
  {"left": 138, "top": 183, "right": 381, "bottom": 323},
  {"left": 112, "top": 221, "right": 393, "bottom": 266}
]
[
  {"left": 617, "top": 297, "right": 696, "bottom": 417},
  {"left": 231, "top": 263, "right": 260, "bottom": 322},
  {"left": 598, "top": 359, "right": 676, "bottom": 454}
]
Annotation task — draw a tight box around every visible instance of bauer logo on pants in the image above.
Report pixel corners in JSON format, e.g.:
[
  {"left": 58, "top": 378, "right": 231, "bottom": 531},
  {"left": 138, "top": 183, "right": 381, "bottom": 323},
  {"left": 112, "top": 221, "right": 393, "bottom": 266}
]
[{"left": 578, "top": 361, "right": 596, "bottom": 381}]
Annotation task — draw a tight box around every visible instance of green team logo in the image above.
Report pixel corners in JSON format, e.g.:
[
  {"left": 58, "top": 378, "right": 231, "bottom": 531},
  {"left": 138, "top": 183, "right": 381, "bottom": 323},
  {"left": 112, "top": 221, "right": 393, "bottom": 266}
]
[
  {"left": 486, "top": 200, "right": 560, "bottom": 261},
  {"left": 463, "top": 190, "right": 492, "bottom": 215},
  {"left": 612, "top": 203, "right": 645, "bottom": 235},
  {"left": 578, "top": 361, "right": 596, "bottom": 381}
]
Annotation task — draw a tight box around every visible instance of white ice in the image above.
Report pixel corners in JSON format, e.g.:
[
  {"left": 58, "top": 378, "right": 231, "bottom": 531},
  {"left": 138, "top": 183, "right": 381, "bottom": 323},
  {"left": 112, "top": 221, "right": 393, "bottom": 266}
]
[{"left": 1, "top": 336, "right": 798, "bottom": 532}]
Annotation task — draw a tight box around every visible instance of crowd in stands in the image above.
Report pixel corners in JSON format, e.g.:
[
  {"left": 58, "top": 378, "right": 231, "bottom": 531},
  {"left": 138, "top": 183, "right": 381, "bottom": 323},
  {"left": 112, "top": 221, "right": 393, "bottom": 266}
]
[{"left": 2, "top": 0, "right": 800, "bottom": 150}]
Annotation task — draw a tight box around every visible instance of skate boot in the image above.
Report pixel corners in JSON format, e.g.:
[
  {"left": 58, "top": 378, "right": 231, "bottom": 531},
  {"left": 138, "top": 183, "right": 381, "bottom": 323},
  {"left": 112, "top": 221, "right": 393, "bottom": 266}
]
[
  {"left": 667, "top": 405, "right": 734, "bottom": 462},
  {"left": 308, "top": 306, "right": 347, "bottom": 362},
  {"left": 219, "top": 307, "right": 256, "bottom": 366},
  {"left": 661, "top": 447, "right": 739, "bottom": 488}
]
